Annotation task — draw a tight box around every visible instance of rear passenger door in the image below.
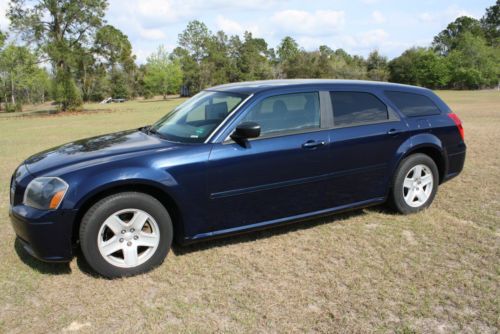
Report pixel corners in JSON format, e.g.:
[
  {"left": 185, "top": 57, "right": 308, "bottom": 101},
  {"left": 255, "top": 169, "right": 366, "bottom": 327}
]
[{"left": 325, "top": 90, "right": 408, "bottom": 206}]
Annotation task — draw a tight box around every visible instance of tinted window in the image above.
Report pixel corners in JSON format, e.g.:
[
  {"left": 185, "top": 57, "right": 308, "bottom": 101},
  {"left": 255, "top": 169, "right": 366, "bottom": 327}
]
[
  {"left": 241, "top": 92, "right": 320, "bottom": 136},
  {"left": 330, "top": 92, "right": 388, "bottom": 126},
  {"left": 151, "top": 91, "right": 246, "bottom": 143},
  {"left": 385, "top": 91, "right": 441, "bottom": 117}
]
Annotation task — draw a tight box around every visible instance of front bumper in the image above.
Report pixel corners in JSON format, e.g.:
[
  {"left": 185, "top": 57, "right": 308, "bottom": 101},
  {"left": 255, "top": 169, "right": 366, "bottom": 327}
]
[{"left": 9, "top": 205, "right": 77, "bottom": 262}]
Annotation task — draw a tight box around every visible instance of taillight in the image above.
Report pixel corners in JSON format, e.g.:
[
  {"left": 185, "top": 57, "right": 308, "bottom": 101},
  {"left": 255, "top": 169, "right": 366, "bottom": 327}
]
[{"left": 448, "top": 113, "right": 464, "bottom": 141}]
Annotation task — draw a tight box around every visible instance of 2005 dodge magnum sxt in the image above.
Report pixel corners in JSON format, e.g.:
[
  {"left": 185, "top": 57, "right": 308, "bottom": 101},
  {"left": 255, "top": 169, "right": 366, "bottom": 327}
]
[{"left": 9, "top": 80, "right": 466, "bottom": 277}]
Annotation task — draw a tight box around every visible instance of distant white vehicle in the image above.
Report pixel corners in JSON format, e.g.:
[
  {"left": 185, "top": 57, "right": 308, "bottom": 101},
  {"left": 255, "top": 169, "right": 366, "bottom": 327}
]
[{"left": 100, "top": 97, "right": 127, "bottom": 104}]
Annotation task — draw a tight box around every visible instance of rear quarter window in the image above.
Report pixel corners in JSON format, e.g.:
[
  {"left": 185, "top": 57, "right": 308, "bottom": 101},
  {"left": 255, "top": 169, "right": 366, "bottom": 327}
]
[{"left": 385, "top": 91, "right": 441, "bottom": 117}]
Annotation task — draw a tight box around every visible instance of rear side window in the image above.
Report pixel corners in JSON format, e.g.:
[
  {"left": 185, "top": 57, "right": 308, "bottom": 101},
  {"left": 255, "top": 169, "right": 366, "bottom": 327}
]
[
  {"left": 330, "top": 92, "right": 388, "bottom": 126},
  {"left": 385, "top": 91, "right": 441, "bottom": 117}
]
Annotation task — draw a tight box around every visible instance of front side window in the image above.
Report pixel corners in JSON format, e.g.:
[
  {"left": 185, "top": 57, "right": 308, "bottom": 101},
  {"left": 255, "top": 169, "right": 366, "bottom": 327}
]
[
  {"left": 385, "top": 91, "right": 441, "bottom": 117},
  {"left": 330, "top": 91, "right": 388, "bottom": 126},
  {"left": 240, "top": 92, "right": 320, "bottom": 137},
  {"left": 151, "top": 91, "right": 247, "bottom": 143}
]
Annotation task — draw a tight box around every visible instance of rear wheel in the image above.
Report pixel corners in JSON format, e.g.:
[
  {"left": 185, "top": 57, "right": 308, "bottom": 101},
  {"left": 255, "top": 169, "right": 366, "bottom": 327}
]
[
  {"left": 79, "top": 192, "right": 173, "bottom": 278},
  {"left": 389, "top": 153, "right": 439, "bottom": 214}
]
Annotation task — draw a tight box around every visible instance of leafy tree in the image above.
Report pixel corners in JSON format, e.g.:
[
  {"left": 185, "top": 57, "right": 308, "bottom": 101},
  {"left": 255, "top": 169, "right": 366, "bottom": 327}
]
[
  {"left": 0, "top": 31, "right": 6, "bottom": 48},
  {"left": 446, "top": 32, "right": 499, "bottom": 89},
  {"left": 109, "top": 68, "right": 129, "bottom": 98},
  {"left": 94, "top": 25, "right": 137, "bottom": 99},
  {"left": 481, "top": 0, "right": 500, "bottom": 47},
  {"left": 172, "top": 46, "right": 199, "bottom": 95},
  {"left": 432, "top": 16, "right": 484, "bottom": 55},
  {"left": 52, "top": 69, "right": 83, "bottom": 110},
  {"left": 277, "top": 37, "right": 300, "bottom": 62},
  {"left": 330, "top": 51, "right": 367, "bottom": 79},
  {"left": 94, "top": 25, "right": 133, "bottom": 69},
  {"left": 236, "top": 32, "right": 273, "bottom": 81},
  {"left": 144, "top": 46, "right": 182, "bottom": 98},
  {"left": 389, "top": 48, "right": 450, "bottom": 88},
  {"left": 202, "top": 30, "right": 232, "bottom": 86},
  {"left": 8, "top": 0, "right": 108, "bottom": 110},
  {"left": 0, "top": 45, "right": 40, "bottom": 108},
  {"left": 319, "top": 45, "right": 335, "bottom": 57},
  {"left": 178, "top": 20, "right": 211, "bottom": 63},
  {"left": 175, "top": 21, "right": 212, "bottom": 94},
  {"left": 366, "top": 50, "right": 389, "bottom": 81}
]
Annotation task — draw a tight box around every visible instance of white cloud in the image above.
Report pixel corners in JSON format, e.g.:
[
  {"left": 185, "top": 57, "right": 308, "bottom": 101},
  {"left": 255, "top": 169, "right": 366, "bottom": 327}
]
[
  {"left": 340, "top": 29, "right": 390, "bottom": 50},
  {"left": 215, "top": 16, "right": 244, "bottom": 35},
  {"left": 417, "top": 5, "right": 477, "bottom": 24},
  {"left": 296, "top": 36, "right": 324, "bottom": 50},
  {"left": 372, "top": 10, "right": 386, "bottom": 24},
  {"left": 418, "top": 12, "right": 433, "bottom": 23},
  {"left": 193, "top": 0, "right": 281, "bottom": 10},
  {"left": 356, "top": 29, "right": 389, "bottom": 48},
  {"left": 0, "top": 0, "right": 9, "bottom": 30},
  {"left": 215, "top": 16, "right": 260, "bottom": 36},
  {"left": 271, "top": 9, "right": 345, "bottom": 36},
  {"left": 138, "top": 27, "right": 167, "bottom": 40},
  {"left": 136, "top": 0, "right": 180, "bottom": 24}
]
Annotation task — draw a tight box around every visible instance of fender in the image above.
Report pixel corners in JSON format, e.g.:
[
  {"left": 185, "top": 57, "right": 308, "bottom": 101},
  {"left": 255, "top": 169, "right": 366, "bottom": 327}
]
[
  {"left": 389, "top": 132, "right": 447, "bottom": 184},
  {"left": 60, "top": 165, "right": 196, "bottom": 241}
]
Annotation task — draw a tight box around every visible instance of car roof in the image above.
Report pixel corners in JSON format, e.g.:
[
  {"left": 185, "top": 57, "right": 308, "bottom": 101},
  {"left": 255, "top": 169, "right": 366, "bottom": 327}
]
[{"left": 207, "top": 79, "right": 430, "bottom": 95}]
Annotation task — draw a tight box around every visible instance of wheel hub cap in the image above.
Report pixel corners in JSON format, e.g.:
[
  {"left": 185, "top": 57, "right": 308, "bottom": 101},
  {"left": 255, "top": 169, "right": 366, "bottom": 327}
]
[
  {"left": 97, "top": 209, "right": 160, "bottom": 268},
  {"left": 402, "top": 164, "right": 434, "bottom": 208}
]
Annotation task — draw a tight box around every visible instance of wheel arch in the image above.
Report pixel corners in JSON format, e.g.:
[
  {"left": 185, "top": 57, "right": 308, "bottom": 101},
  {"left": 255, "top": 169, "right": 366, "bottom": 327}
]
[
  {"left": 73, "top": 181, "right": 184, "bottom": 244},
  {"left": 391, "top": 133, "right": 448, "bottom": 188},
  {"left": 401, "top": 146, "right": 446, "bottom": 183}
]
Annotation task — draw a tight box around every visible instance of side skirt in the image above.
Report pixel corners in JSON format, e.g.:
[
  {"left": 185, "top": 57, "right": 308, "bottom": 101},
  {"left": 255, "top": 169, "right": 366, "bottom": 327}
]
[{"left": 182, "top": 197, "right": 386, "bottom": 244}]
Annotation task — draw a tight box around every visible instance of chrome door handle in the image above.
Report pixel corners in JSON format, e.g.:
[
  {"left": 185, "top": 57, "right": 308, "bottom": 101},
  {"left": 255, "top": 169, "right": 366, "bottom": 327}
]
[{"left": 302, "top": 140, "right": 326, "bottom": 149}]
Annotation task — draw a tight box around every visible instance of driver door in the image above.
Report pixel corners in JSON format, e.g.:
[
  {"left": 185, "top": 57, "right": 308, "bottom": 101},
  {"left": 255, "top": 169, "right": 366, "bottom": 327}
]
[{"left": 205, "top": 90, "right": 334, "bottom": 235}]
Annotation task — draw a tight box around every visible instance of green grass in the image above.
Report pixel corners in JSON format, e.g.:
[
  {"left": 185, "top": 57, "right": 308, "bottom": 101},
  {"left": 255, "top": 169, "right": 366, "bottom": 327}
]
[{"left": 0, "top": 91, "right": 498, "bottom": 333}]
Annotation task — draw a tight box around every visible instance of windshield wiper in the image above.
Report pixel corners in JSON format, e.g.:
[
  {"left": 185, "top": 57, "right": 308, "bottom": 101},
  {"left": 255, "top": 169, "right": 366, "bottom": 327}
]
[
  {"left": 139, "top": 125, "right": 151, "bottom": 133},
  {"left": 147, "top": 126, "right": 167, "bottom": 139}
]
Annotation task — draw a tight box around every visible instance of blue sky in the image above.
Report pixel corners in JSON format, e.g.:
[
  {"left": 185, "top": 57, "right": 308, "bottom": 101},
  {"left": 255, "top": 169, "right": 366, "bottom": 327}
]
[{"left": 0, "top": 0, "right": 494, "bottom": 63}]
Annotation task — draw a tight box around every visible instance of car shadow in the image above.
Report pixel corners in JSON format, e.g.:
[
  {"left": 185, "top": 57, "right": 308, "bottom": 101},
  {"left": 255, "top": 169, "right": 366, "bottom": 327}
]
[
  {"left": 15, "top": 208, "right": 385, "bottom": 277},
  {"left": 171, "top": 210, "right": 364, "bottom": 256},
  {"left": 74, "top": 248, "right": 102, "bottom": 278},
  {"left": 14, "top": 238, "right": 71, "bottom": 275}
]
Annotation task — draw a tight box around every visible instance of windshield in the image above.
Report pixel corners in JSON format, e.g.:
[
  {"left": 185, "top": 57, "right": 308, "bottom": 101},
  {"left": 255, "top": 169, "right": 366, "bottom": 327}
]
[{"left": 150, "top": 91, "right": 248, "bottom": 143}]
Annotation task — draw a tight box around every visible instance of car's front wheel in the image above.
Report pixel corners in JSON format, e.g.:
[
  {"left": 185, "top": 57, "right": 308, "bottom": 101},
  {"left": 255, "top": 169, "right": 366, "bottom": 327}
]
[
  {"left": 79, "top": 192, "right": 173, "bottom": 278},
  {"left": 389, "top": 153, "right": 439, "bottom": 214}
]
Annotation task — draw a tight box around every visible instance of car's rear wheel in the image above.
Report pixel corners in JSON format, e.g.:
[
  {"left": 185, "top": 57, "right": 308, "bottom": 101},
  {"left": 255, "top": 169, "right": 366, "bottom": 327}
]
[
  {"left": 79, "top": 192, "right": 173, "bottom": 278},
  {"left": 389, "top": 153, "right": 439, "bottom": 214}
]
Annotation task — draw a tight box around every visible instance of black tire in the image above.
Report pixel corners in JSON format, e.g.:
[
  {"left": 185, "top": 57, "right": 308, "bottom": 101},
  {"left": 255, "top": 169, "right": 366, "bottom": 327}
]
[
  {"left": 389, "top": 153, "right": 439, "bottom": 214},
  {"left": 79, "top": 192, "right": 173, "bottom": 278}
]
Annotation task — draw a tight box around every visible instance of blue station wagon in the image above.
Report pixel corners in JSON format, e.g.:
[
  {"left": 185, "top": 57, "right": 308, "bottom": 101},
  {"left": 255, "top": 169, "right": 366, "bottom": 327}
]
[{"left": 9, "top": 80, "right": 466, "bottom": 277}]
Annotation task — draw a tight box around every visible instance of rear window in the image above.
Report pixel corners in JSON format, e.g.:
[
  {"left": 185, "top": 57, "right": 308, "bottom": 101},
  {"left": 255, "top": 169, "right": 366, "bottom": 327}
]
[
  {"left": 330, "top": 92, "right": 388, "bottom": 126},
  {"left": 385, "top": 91, "right": 441, "bottom": 117}
]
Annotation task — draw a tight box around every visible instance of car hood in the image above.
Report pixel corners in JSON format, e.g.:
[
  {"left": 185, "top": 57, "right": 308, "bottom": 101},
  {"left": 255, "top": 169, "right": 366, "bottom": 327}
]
[{"left": 24, "top": 129, "right": 177, "bottom": 175}]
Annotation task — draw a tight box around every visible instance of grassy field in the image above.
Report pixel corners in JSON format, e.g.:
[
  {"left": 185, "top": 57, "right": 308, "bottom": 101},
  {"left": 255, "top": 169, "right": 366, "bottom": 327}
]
[{"left": 0, "top": 91, "right": 498, "bottom": 333}]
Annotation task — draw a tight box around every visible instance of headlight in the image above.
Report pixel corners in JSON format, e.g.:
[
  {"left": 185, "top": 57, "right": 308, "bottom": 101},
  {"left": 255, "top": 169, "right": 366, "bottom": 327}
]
[{"left": 23, "top": 177, "right": 69, "bottom": 210}]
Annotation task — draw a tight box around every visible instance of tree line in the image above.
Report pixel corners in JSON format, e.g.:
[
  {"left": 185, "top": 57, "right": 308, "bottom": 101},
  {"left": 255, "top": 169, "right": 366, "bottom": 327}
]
[{"left": 0, "top": 0, "right": 498, "bottom": 112}]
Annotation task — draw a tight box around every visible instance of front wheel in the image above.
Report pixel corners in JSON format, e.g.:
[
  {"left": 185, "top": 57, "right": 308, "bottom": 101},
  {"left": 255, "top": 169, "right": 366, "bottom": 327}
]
[
  {"left": 79, "top": 192, "right": 173, "bottom": 278},
  {"left": 389, "top": 153, "right": 439, "bottom": 214}
]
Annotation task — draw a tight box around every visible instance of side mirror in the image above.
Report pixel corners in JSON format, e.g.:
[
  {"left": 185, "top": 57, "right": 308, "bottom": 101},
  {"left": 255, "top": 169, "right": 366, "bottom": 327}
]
[{"left": 231, "top": 122, "right": 261, "bottom": 141}]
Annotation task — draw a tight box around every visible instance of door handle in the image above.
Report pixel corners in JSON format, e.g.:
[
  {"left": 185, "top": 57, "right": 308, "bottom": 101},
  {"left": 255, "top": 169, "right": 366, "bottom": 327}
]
[
  {"left": 302, "top": 140, "right": 326, "bottom": 149},
  {"left": 387, "top": 128, "right": 405, "bottom": 136}
]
